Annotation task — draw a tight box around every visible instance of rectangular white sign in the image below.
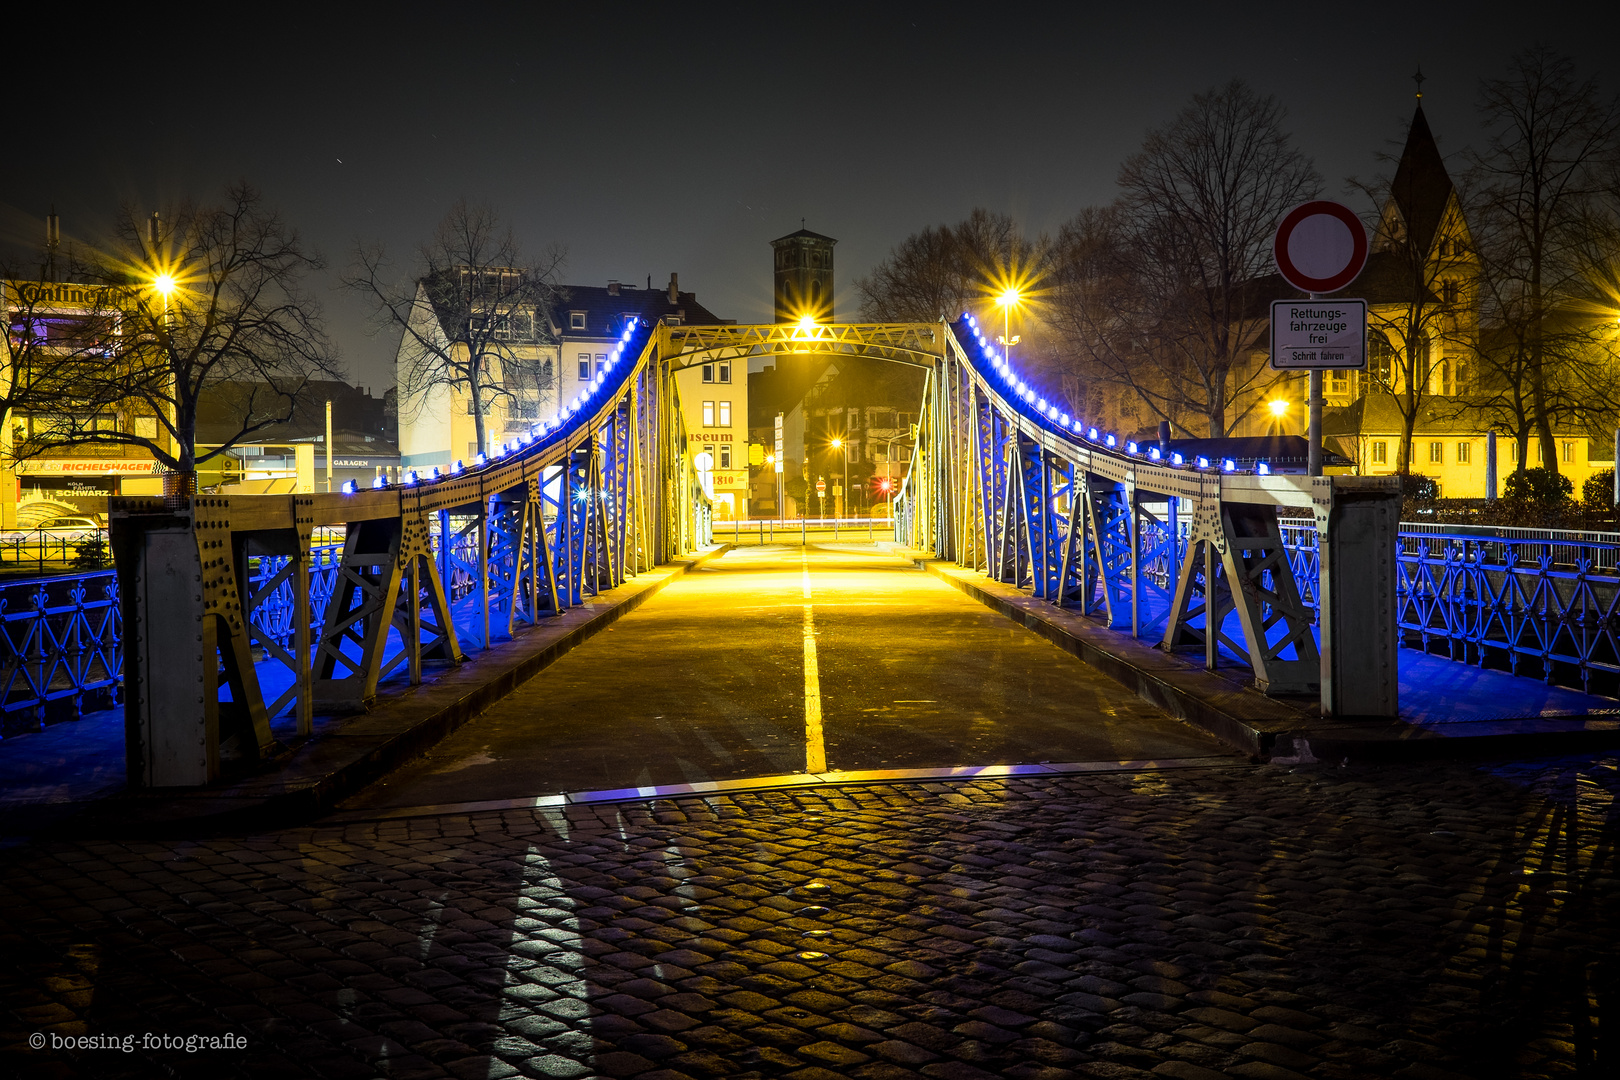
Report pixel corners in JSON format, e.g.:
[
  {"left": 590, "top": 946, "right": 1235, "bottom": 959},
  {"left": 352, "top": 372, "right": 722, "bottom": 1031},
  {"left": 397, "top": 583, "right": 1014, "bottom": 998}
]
[{"left": 1270, "top": 299, "right": 1366, "bottom": 370}]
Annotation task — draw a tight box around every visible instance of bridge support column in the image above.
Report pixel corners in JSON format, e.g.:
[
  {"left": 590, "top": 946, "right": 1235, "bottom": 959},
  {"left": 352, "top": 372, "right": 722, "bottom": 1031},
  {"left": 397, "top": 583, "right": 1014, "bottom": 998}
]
[
  {"left": 1318, "top": 488, "right": 1400, "bottom": 717},
  {"left": 115, "top": 505, "right": 276, "bottom": 788}
]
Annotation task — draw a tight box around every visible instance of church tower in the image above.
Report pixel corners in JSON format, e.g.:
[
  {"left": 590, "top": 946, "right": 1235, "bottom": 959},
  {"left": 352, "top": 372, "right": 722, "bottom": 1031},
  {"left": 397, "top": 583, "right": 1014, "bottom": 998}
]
[{"left": 771, "top": 227, "right": 836, "bottom": 323}]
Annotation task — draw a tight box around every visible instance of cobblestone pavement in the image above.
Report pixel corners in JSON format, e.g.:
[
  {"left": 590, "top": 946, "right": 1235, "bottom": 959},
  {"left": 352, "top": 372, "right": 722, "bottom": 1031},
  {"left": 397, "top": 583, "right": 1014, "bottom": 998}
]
[{"left": 3, "top": 755, "right": 1618, "bottom": 1079}]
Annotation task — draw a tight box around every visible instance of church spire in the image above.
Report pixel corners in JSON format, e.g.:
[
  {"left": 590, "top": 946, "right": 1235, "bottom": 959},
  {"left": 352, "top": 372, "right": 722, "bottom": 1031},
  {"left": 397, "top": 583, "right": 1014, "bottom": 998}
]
[{"left": 1388, "top": 87, "right": 1454, "bottom": 258}]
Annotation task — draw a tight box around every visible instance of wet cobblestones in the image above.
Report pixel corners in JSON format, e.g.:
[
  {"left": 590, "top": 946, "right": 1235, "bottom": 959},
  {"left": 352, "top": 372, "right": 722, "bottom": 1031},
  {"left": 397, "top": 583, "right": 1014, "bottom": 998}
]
[{"left": 2, "top": 756, "right": 1618, "bottom": 1078}]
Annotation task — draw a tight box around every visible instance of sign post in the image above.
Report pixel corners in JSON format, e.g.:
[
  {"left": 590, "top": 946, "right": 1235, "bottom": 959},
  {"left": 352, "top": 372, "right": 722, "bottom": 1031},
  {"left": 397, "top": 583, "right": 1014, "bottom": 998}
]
[{"left": 1272, "top": 201, "right": 1369, "bottom": 476}]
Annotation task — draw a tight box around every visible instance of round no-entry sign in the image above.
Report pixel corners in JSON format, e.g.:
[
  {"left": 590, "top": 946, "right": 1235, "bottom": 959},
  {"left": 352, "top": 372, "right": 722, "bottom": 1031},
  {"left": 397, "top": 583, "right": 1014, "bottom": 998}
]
[{"left": 1273, "top": 200, "right": 1368, "bottom": 294}]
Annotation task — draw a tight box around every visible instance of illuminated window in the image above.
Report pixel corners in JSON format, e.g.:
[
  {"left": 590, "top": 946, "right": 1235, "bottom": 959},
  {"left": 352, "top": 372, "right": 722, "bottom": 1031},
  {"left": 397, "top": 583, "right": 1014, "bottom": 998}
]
[
  {"left": 1457, "top": 441, "right": 1471, "bottom": 464},
  {"left": 718, "top": 401, "right": 731, "bottom": 426},
  {"left": 702, "top": 401, "right": 714, "bottom": 427},
  {"left": 1372, "top": 441, "right": 1387, "bottom": 465},
  {"left": 1563, "top": 441, "right": 1575, "bottom": 462},
  {"left": 1429, "top": 441, "right": 1443, "bottom": 464}
]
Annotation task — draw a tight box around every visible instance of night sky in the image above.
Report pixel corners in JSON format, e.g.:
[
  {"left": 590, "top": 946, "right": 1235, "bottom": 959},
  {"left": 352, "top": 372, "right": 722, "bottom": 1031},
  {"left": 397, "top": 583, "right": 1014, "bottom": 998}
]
[{"left": 6, "top": 2, "right": 1619, "bottom": 393}]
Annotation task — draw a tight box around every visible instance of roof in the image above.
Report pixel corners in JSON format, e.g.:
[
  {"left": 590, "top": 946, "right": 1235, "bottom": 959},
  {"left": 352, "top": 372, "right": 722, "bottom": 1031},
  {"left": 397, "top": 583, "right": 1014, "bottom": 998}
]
[
  {"left": 748, "top": 359, "right": 837, "bottom": 427},
  {"left": 1321, "top": 393, "right": 1518, "bottom": 437},
  {"left": 553, "top": 283, "right": 729, "bottom": 339},
  {"left": 1388, "top": 102, "right": 1454, "bottom": 259},
  {"left": 771, "top": 228, "right": 838, "bottom": 245},
  {"left": 1164, "top": 435, "right": 1351, "bottom": 470},
  {"left": 196, "top": 379, "right": 393, "bottom": 447}
]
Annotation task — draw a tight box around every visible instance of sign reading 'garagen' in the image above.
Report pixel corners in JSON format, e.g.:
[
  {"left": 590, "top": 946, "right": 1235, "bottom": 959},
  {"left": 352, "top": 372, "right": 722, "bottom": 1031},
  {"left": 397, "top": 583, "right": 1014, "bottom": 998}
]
[{"left": 1269, "top": 300, "right": 1367, "bottom": 370}]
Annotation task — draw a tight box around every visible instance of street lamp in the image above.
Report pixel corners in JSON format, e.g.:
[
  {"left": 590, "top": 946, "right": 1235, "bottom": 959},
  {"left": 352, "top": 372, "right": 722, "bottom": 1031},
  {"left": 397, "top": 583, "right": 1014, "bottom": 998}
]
[
  {"left": 996, "top": 288, "right": 1022, "bottom": 364},
  {"left": 829, "top": 436, "right": 849, "bottom": 519}
]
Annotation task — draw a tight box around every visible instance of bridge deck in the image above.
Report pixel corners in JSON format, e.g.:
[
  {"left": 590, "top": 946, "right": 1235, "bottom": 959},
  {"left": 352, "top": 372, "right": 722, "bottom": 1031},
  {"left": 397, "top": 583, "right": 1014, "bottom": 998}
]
[
  {"left": 339, "top": 544, "right": 1227, "bottom": 810},
  {"left": 4, "top": 543, "right": 1619, "bottom": 827}
]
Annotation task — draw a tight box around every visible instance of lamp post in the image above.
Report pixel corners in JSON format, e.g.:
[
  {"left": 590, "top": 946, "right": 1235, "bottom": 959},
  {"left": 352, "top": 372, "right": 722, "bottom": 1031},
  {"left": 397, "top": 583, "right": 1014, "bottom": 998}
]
[
  {"left": 829, "top": 437, "right": 849, "bottom": 519},
  {"left": 996, "top": 288, "right": 1022, "bottom": 365},
  {"left": 149, "top": 259, "right": 185, "bottom": 501}
]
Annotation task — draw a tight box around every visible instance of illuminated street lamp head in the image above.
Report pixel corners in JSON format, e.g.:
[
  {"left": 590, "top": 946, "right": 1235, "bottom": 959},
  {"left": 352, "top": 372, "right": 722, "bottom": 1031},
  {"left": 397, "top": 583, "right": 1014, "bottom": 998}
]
[
  {"left": 830, "top": 437, "right": 842, "bottom": 450},
  {"left": 152, "top": 273, "right": 176, "bottom": 297},
  {"left": 797, "top": 313, "right": 816, "bottom": 331},
  {"left": 997, "top": 288, "right": 1022, "bottom": 308},
  {"left": 1268, "top": 398, "right": 1289, "bottom": 417}
]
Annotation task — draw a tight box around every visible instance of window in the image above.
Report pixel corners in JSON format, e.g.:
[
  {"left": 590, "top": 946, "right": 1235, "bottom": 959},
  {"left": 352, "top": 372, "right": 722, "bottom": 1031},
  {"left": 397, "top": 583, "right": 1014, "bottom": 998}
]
[
  {"left": 1457, "top": 441, "right": 1471, "bottom": 464},
  {"left": 1509, "top": 442, "right": 1518, "bottom": 462},
  {"left": 718, "top": 401, "right": 731, "bottom": 426},
  {"left": 569, "top": 312, "right": 586, "bottom": 330},
  {"left": 702, "top": 363, "right": 714, "bottom": 383},
  {"left": 703, "top": 444, "right": 715, "bottom": 463},
  {"left": 1442, "top": 282, "right": 1459, "bottom": 306},
  {"left": 702, "top": 401, "right": 715, "bottom": 426},
  {"left": 1429, "top": 441, "right": 1443, "bottom": 464},
  {"left": 1563, "top": 441, "right": 1575, "bottom": 463},
  {"left": 1369, "top": 333, "right": 1395, "bottom": 385},
  {"left": 578, "top": 353, "right": 591, "bottom": 380},
  {"left": 513, "top": 398, "right": 539, "bottom": 419},
  {"left": 718, "top": 361, "right": 731, "bottom": 383},
  {"left": 1372, "top": 441, "right": 1387, "bottom": 465},
  {"left": 595, "top": 355, "right": 606, "bottom": 376},
  {"left": 720, "top": 445, "right": 732, "bottom": 468}
]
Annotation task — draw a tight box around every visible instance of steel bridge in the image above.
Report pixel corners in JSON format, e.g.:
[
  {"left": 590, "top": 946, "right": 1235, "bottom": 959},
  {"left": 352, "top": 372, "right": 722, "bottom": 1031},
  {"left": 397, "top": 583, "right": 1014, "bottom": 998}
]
[
  {"left": 893, "top": 314, "right": 1402, "bottom": 720},
  {"left": 105, "top": 315, "right": 1407, "bottom": 788}
]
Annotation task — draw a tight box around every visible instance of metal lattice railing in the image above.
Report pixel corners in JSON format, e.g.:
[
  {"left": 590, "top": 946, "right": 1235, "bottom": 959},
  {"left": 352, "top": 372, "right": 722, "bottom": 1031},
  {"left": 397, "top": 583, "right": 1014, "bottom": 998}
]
[
  {"left": 1393, "top": 530, "right": 1620, "bottom": 694},
  {"left": 0, "top": 570, "right": 121, "bottom": 729}
]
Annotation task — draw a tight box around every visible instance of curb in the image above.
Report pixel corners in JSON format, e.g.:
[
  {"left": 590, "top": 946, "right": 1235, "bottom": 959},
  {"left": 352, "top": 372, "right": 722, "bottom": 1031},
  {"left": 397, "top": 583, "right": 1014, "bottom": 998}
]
[{"left": 29, "top": 546, "right": 732, "bottom": 838}]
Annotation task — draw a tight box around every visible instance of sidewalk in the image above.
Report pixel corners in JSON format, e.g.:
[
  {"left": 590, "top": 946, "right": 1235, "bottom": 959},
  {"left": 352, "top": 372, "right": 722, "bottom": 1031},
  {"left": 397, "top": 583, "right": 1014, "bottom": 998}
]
[
  {"left": 903, "top": 549, "right": 1620, "bottom": 762},
  {"left": 0, "top": 547, "right": 730, "bottom": 839}
]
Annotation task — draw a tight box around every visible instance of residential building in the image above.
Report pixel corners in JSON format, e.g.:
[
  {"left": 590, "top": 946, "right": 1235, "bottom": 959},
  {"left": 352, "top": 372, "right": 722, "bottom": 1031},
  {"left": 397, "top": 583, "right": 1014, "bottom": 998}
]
[
  {"left": 549, "top": 275, "right": 743, "bottom": 517},
  {"left": 396, "top": 267, "right": 559, "bottom": 470}
]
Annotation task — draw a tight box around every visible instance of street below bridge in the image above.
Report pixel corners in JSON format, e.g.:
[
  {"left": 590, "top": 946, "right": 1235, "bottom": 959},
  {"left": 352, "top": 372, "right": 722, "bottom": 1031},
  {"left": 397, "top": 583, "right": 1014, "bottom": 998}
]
[{"left": 343, "top": 544, "right": 1224, "bottom": 811}]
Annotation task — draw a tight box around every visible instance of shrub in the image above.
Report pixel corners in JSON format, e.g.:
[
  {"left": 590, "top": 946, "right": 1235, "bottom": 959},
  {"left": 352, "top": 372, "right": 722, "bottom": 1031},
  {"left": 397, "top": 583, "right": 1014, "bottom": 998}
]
[
  {"left": 1582, "top": 469, "right": 1615, "bottom": 512},
  {"left": 72, "top": 534, "right": 110, "bottom": 570},
  {"left": 1504, "top": 466, "right": 1574, "bottom": 508}
]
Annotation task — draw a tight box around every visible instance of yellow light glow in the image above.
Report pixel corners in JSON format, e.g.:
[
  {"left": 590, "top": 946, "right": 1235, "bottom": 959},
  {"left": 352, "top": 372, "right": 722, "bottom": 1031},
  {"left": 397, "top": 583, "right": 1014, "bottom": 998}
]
[
  {"left": 766, "top": 453, "right": 775, "bottom": 463},
  {"left": 830, "top": 438, "right": 842, "bottom": 450},
  {"left": 152, "top": 274, "right": 176, "bottom": 296},
  {"left": 997, "top": 288, "right": 1022, "bottom": 309},
  {"left": 797, "top": 314, "right": 817, "bottom": 331},
  {"left": 1268, "top": 399, "right": 1289, "bottom": 417}
]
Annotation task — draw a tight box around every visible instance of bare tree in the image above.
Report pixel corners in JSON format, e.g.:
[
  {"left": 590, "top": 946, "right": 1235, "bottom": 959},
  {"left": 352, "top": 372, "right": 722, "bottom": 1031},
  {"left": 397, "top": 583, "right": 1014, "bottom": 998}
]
[
  {"left": 854, "top": 209, "right": 1046, "bottom": 322},
  {"left": 1052, "top": 80, "right": 1319, "bottom": 437},
  {"left": 1467, "top": 46, "right": 1620, "bottom": 474},
  {"left": 347, "top": 200, "right": 562, "bottom": 456},
  {"left": 19, "top": 185, "right": 338, "bottom": 496}
]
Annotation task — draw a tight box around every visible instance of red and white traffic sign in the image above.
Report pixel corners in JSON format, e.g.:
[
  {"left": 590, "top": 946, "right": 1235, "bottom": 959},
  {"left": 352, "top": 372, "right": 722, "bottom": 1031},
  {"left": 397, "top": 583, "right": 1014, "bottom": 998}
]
[
  {"left": 816, "top": 478, "right": 826, "bottom": 498},
  {"left": 1273, "top": 201, "right": 1368, "bottom": 294}
]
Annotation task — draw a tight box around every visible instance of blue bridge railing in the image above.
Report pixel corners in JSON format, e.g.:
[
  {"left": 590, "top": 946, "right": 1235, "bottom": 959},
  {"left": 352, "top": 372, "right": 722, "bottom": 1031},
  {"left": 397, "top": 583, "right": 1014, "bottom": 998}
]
[
  {"left": 0, "top": 571, "right": 121, "bottom": 730},
  {"left": 7, "top": 519, "right": 1618, "bottom": 737}
]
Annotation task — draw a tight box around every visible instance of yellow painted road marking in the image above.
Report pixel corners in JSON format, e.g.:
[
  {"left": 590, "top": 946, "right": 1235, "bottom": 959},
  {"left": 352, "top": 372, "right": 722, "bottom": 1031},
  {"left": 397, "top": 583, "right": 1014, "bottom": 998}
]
[{"left": 801, "top": 554, "right": 826, "bottom": 773}]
